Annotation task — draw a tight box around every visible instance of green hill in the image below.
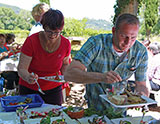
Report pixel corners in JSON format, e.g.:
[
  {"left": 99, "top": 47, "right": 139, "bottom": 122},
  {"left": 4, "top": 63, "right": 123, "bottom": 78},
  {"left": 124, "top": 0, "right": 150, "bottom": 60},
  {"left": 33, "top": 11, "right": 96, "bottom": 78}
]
[
  {"left": 0, "top": 3, "right": 112, "bottom": 31},
  {"left": 0, "top": 3, "right": 22, "bottom": 14}
]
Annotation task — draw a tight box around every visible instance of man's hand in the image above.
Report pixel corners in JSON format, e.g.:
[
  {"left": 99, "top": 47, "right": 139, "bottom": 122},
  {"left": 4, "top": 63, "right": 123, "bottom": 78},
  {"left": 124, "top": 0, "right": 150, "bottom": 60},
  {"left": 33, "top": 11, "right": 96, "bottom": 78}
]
[{"left": 103, "top": 71, "right": 122, "bottom": 84}]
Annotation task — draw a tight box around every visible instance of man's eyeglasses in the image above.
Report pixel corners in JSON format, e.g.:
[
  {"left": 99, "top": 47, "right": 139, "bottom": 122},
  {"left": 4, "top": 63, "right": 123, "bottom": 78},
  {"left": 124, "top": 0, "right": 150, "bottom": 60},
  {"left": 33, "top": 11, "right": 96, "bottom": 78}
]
[{"left": 44, "top": 29, "right": 61, "bottom": 38}]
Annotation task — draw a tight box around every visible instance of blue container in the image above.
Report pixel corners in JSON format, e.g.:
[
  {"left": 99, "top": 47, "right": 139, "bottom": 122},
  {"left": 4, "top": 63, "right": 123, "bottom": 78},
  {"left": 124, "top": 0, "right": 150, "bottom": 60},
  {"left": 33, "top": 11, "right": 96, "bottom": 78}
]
[
  {"left": 0, "top": 77, "right": 4, "bottom": 91},
  {"left": 1, "top": 94, "right": 44, "bottom": 112}
]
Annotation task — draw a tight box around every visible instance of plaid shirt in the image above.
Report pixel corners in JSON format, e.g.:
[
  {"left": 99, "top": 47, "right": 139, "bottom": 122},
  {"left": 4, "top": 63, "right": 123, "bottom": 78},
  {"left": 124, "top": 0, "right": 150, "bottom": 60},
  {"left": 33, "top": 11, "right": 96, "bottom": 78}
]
[{"left": 74, "top": 34, "right": 148, "bottom": 112}]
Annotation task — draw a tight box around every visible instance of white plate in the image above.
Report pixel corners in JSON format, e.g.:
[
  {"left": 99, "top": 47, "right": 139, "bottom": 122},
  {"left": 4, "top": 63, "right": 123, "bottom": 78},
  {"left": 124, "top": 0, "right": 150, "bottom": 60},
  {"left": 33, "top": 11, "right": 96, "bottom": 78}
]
[
  {"left": 39, "top": 75, "right": 65, "bottom": 82},
  {"left": 111, "top": 116, "right": 154, "bottom": 124},
  {"left": 24, "top": 105, "right": 76, "bottom": 124},
  {"left": 24, "top": 113, "right": 77, "bottom": 124},
  {"left": 0, "top": 112, "right": 17, "bottom": 124},
  {"left": 77, "top": 115, "right": 113, "bottom": 124},
  {"left": 100, "top": 94, "right": 157, "bottom": 108}
]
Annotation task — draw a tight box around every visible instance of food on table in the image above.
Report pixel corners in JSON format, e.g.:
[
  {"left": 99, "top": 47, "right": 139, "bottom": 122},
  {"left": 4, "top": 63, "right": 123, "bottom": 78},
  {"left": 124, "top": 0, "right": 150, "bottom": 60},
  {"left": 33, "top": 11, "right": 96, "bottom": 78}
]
[
  {"left": 119, "top": 120, "right": 131, "bottom": 124},
  {"left": 52, "top": 119, "right": 67, "bottom": 124},
  {"left": 107, "top": 89, "right": 146, "bottom": 105},
  {"left": 29, "top": 108, "right": 62, "bottom": 119},
  {"left": 64, "top": 106, "right": 84, "bottom": 119},
  {"left": 84, "top": 107, "right": 101, "bottom": 117},
  {"left": 16, "top": 106, "right": 28, "bottom": 123},
  {"left": 0, "top": 94, "right": 6, "bottom": 98},
  {"left": 88, "top": 116, "right": 107, "bottom": 124},
  {"left": 40, "top": 116, "right": 51, "bottom": 124},
  {"left": 8, "top": 97, "right": 32, "bottom": 106},
  {"left": 108, "top": 95, "right": 127, "bottom": 105}
]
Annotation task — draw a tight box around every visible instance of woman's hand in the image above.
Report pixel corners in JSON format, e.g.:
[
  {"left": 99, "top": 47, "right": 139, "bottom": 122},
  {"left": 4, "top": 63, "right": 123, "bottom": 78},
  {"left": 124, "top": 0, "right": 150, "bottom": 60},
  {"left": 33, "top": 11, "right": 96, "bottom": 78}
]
[{"left": 26, "top": 72, "right": 38, "bottom": 84}]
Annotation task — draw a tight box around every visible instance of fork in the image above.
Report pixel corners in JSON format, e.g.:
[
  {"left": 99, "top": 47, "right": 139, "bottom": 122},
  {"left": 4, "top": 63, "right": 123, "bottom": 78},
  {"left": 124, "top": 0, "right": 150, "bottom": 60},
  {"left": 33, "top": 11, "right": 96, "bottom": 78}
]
[
  {"left": 32, "top": 72, "right": 45, "bottom": 95},
  {"left": 34, "top": 79, "right": 45, "bottom": 95}
]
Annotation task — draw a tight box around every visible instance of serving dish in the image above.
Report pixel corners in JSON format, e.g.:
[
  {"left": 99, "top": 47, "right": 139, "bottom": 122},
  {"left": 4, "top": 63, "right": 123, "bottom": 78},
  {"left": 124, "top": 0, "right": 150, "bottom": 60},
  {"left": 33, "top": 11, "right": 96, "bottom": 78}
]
[
  {"left": 78, "top": 115, "right": 113, "bottom": 124},
  {"left": 1, "top": 94, "right": 44, "bottom": 112},
  {"left": 24, "top": 106, "right": 77, "bottom": 124},
  {"left": 111, "top": 116, "right": 154, "bottom": 124},
  {"left": 39, "top": 75, "right": 65, "bottom": 82},
  {"left": 99, "top": 94, "right": 157, "bottom": 108}
]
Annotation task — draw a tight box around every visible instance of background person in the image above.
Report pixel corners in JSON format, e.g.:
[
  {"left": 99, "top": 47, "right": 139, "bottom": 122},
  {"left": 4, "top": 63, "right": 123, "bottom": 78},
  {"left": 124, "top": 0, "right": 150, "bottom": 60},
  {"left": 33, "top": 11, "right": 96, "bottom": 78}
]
[
  {"left": 147, "top": 42, "right": 160, "bottom": 91},
  {"left": 29, "top": 2, "right": 50, "bottom": 36},
  {"left": 18, "top": 9, "right": 71, "bottom": 105},
  {"left": 64, "top": 13, "right": 149, "bottom": 113},
  {"left": 0, "top": 34, "right": 9, "bottom": 61},
  {"left": 1, "top": 33, "right": 19, "bottom": 90},
  {"left": 4, "top": 33, "right": 21, "bottom": 56}
]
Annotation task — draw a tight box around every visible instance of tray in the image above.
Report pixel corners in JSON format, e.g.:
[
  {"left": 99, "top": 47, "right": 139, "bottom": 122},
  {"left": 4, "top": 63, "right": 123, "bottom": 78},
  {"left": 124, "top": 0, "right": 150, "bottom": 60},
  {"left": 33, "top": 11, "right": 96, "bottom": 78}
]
[
  {"left": 24, "top": 106, "right": 77, "bottom": 124},
  {"left": 100, "top": 94, "right": 157, "bottom": 108},
  {"left": 1, "top": 94, "right": 44, "bottom": 112},
  {"left": 77, "top": 115, "right": 113, "bottom": 124},
  {"left": 111, "top": 116, "right": 154, "bottom": 124},
  {"left": 39, "top": 75, "right": 65, "bottom": 82}
]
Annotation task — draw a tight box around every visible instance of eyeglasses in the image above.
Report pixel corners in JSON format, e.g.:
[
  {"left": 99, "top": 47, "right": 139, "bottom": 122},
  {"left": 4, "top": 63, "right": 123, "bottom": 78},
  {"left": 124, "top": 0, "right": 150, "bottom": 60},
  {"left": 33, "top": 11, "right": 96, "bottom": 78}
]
[{"left": 44, "top": 29, "right": 61, "bottom": 38}]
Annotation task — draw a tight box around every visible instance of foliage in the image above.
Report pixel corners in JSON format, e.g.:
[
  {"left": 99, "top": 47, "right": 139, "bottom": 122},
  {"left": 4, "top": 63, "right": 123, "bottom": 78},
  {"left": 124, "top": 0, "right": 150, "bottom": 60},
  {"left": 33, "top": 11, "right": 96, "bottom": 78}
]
[
  {"left": 0, "top": 7, "right": 33, "bottom": 30},
  {"left": 113, "top": 0, "right": 159, "bottom": 40},
  {"left": 62, "top": 18, "right": 87, "bottom": 37},
  {"left": 113, "top": 0, "right": 131, "bottom": 24},
  {"left": 143, "top": 0, "right": 159, "bottom": 39},
  {"left": 39, "top": 0, "right": 50, "bottom": 5},
  {"left": 153, "top": 18, "right": 160, "bottom": 35},
  {"left": 85, "top": 18, "right": 112, "bottom": 30}
]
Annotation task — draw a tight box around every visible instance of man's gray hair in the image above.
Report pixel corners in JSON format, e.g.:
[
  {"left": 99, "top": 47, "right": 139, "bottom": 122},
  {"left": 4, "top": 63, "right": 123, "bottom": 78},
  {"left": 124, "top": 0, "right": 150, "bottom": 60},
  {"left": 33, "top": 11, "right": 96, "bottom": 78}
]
[{"left": 115, "top": 13, "right": 140, "bottom": 29}]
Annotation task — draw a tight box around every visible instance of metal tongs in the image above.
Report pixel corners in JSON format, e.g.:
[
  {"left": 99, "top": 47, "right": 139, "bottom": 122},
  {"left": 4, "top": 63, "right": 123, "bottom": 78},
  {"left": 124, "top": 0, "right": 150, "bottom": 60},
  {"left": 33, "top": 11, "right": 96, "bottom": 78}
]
[{"left": 32, "top": 72, "right": 45, "bottom": 95}]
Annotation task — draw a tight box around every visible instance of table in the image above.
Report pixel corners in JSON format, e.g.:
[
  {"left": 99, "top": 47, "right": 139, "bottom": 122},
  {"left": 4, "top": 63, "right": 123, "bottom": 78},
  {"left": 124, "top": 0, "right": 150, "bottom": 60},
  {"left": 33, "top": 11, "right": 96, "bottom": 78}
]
[
  {"left": 0, "top": 53, "right": 20, "bottom": 72},
  {"left": 0, "top": 103, "right": 78, "bottom": 124},
  {"left": 0, "top": 102, "right": 160, "bottom": 124}
]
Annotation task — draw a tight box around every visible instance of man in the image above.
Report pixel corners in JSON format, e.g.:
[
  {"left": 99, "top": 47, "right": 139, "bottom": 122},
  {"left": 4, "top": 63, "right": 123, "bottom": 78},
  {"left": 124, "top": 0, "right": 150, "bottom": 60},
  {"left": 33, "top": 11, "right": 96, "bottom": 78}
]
[
  {"left": 147, "top": 42, "right": 160, "bottom": 91},
  {"left": 64, "top": 13, "right": 149, "bottom": 112},
  {"left": 29, "top": 3, "right": 50, "bottom": 36}
]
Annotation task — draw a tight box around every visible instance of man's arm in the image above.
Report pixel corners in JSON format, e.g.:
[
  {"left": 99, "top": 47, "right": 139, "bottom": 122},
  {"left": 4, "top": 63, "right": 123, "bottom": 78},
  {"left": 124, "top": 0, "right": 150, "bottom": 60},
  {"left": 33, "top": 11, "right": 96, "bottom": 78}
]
[
  {"left": 135, "top": 81, "right": 150, "bottom": 97},
  {"left": 64, "top": 59, "right": 122, "bottom": 84}
]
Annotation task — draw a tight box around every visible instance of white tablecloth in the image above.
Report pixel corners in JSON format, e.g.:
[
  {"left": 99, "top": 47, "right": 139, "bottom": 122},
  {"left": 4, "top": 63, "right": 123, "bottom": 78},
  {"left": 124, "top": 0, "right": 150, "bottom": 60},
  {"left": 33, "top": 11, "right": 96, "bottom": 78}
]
[
  {"left": 0, "top": 53, "right": 20, "bottom": 72},
  {"left": 0, "top": 103, "right": 77, "bottom": 124}
]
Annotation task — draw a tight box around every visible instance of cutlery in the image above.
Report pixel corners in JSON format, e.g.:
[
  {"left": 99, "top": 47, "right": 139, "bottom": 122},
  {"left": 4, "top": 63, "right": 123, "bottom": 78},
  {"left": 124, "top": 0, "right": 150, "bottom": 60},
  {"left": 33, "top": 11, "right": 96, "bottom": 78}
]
[
  {"left": 34, "top": 79, "right": 45, "bottom": 95},
  {"left": 38, "top": 75, "right": 65, "bottom": 82},
  {"left": 32, "top": 72, "right": 45, "bottom": 95},
  {"left": 139, "top": 105, "right": 149, "bottom": 124}
]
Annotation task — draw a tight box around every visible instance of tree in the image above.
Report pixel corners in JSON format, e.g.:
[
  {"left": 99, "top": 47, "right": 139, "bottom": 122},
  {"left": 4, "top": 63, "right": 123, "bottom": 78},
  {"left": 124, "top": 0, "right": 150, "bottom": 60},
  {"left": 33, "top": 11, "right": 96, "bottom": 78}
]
[
  {"left": 39, "top": 0, "right": 50, "bottom": 5},
  {"left": 0, "top": 7, "right": 33, "bottom": 30},
  {"left": 113, "top": 0, "right": 159, "bottom": 40},
  {"left": 144, "top": 0, "right": 159, "bottom": 40},
  {"left": 0, "top": 7, "right": 17, "bottom": 30}
]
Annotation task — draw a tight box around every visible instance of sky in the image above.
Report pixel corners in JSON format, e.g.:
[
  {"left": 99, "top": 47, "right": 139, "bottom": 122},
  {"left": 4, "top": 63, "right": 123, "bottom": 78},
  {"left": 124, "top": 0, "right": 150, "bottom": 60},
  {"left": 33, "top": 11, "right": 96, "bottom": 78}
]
[{"left": 0, "top": 0, "right": 116, "bottom": 22}]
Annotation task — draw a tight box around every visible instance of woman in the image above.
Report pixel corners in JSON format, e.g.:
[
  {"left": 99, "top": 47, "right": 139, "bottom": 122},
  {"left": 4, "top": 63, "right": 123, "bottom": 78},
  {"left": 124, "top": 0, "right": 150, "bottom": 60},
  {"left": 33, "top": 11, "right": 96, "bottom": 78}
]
[
  {"left": 0, "top": 34, "right": 9, "bottom": 60},
  {"left": 29, "top": 3, "right": 50, "bottom": 36},
  {"left": 5, "top": 33, "right": 21, "bottom": 56},
  {"left": 1, "top": 33, "right": 20, "bottom": 90},
  {"left": 18, "top": 9, "right": 71, "bottom": 105}
]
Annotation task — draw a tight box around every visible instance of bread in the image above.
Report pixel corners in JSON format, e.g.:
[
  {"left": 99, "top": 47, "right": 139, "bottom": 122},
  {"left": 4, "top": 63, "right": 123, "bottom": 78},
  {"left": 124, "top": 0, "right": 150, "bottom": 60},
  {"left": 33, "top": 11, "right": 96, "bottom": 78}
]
[{"left": 108, "top": 95, "right": 127, "bottom": 105}]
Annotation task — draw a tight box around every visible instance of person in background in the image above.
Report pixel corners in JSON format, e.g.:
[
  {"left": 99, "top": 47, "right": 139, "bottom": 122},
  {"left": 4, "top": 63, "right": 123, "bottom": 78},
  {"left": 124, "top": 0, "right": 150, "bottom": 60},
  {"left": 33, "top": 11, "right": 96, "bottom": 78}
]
[
  {"left": 64, "top": 13, "right": 149, "bottom": 114},
  {"left": 0, "top": 34, "right": 9, "bottom": 61},
  {"left": 4, "top": 33, "right": 21, "bottom": 56},
  {"left": 1, "top": 33, "right": 19, "bottom": 90},
  {"left": 147, "top": 42, "right": 160, "bottom": 91},
  {"left": 18, "top": 9, "right": 71, "bottom": 105},
  {"left": 29, "top": 3, "right": 50, "bottom": 36}
]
